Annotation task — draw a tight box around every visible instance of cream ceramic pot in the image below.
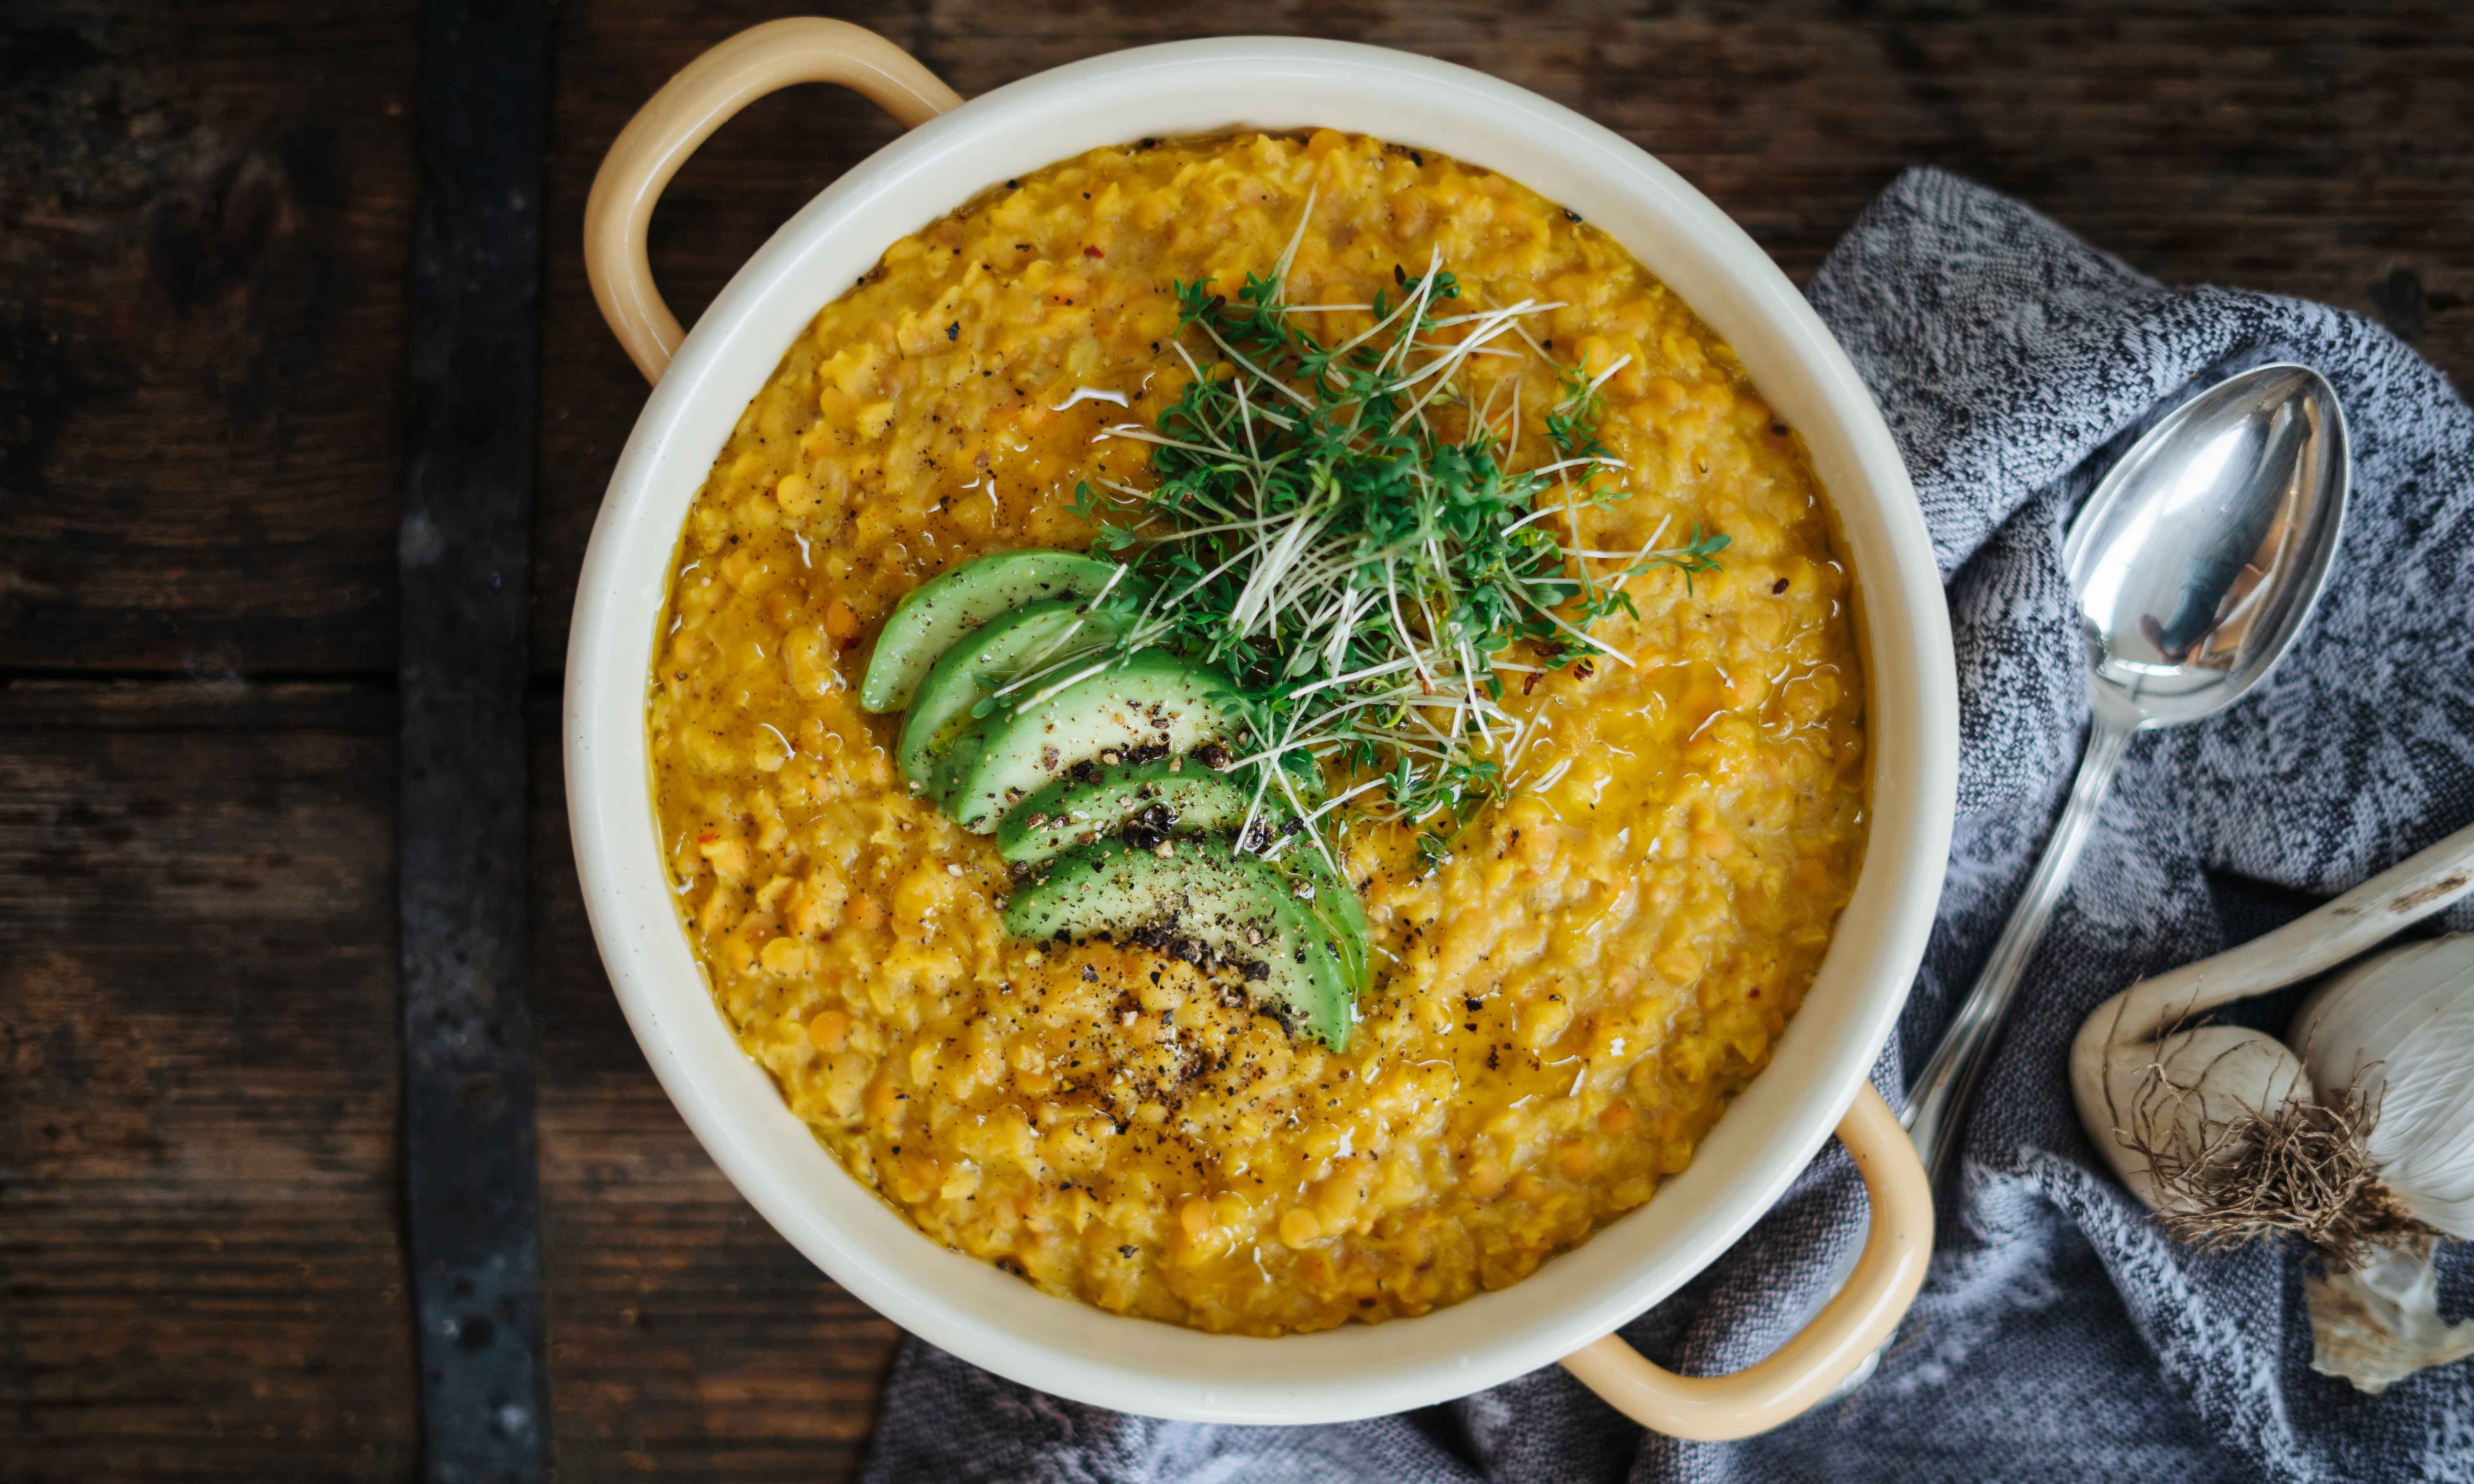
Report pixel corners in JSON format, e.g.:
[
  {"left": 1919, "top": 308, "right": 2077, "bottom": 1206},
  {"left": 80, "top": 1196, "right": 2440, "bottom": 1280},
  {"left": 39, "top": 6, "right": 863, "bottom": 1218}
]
[{"left": 569, "top": 18, "right": 1959, "bottom": 1437}]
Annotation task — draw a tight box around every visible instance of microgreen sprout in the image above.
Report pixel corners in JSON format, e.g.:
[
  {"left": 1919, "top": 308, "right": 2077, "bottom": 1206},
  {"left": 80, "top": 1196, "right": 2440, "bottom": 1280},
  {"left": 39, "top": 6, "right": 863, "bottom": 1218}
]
[{"left": 1070, "top": 246, "right": 1726, "bottom": 874}]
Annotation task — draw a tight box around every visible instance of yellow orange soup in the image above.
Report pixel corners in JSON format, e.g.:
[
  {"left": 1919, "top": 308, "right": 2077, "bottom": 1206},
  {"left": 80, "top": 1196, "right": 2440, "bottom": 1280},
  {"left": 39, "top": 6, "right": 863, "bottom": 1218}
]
[{"left": 647, "top": 130, "right": 1866, "bottom": 1335}]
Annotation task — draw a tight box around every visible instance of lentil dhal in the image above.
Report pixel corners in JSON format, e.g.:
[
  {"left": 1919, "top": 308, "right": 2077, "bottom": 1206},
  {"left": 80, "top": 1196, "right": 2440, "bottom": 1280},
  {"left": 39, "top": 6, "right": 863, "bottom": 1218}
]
[{"left": 648, "top": 130, "right": 1867, "bottom": 1336}]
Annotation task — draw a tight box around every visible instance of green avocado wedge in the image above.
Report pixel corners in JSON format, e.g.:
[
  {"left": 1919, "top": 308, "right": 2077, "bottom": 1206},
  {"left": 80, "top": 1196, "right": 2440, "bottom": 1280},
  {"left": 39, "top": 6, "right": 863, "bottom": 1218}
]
[
  {"left": 1003, "top": 836, "right": 1354, "bottom": 1050},
  {"left": 858, "top": 549, "right": 1122, "bottom": 713},
  {"left": 1287, "top": 849, "right": 1371, "bottom": 1003},
  {"left": 944, "top": 653, "right": 1242, "bottom": 833},
  {"left": 896, "top": 599, "right": 1128, "bottom": 796},
  {"left": 995, "top": 756, "right": 1318, "bottom": 868}
]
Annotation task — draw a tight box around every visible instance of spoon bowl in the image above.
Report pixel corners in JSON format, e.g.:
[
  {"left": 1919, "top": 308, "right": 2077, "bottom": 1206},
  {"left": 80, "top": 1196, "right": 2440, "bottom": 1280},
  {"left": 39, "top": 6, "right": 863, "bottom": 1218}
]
[
  {"left": 1830, "top": 360, "right": 2351, "bottom": 1407},
  {"left": 2064, "top": 364, "right": 2351, "bottom": 728}
]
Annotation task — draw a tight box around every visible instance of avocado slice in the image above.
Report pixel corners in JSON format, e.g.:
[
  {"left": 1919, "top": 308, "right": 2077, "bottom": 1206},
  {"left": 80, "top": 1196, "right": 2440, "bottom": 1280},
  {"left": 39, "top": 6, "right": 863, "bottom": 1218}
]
[
  {"left": 1285, "top": 848, "right": 1372, "bottom": 1003},
  {"left": 897, "top": 599, "right": 1128, "bottom": 796},
  {"left": 944, "top": 653, "right": 1242, "bottom": 832},
  {"left": 1004, "top": 836, "right": 1354, "bottom": 1049},
  {"left": 858, "top": 549, "right": 1122, "bottom": 712},
  {"left": 996, "top": 757, "right": 1307, "bottom": 867}
]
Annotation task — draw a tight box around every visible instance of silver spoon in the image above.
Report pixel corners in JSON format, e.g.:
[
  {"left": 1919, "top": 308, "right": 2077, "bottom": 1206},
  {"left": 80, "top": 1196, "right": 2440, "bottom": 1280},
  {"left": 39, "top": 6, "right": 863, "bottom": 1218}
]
[{"left": 1834, "top": 361, "right": 2351, "bottom": 1399}]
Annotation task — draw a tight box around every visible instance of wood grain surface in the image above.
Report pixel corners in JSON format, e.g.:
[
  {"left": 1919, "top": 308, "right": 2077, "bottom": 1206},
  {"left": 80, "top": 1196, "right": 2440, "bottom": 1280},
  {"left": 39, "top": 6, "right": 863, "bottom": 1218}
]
[
  {"left": 5, "top": 0, "right": 2471, "bottom": 1479},
  {"left": 0, "top": 700, "right": 416, "bottom": 1477},
  {"left": 1, "top": 2, "right": 416, "bottom": 676}
]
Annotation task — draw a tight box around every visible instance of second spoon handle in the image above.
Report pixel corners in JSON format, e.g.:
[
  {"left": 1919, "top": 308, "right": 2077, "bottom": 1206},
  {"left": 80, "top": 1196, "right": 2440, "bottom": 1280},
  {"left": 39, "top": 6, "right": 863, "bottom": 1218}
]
[{"left": 1903, "top": 713, "right": 2137, "bottom": 1183}]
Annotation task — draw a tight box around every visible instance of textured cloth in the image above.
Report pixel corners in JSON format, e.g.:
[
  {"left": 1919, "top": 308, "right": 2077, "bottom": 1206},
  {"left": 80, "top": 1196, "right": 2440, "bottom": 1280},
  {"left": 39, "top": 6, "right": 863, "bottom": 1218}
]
[{"left": 862, "top": 169, "right": 2474, "bottom": 1484}]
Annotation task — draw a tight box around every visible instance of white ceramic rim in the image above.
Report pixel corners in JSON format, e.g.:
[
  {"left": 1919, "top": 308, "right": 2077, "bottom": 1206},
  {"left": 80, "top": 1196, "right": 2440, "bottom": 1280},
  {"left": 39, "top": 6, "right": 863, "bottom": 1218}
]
[{"left": 565, "top": 34, "right": 1957, "bottom": 1425}]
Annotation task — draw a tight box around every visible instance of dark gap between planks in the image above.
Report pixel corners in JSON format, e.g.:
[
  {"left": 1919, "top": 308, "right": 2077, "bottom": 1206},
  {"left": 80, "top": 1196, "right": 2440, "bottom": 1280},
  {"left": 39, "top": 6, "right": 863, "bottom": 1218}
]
[{"left": 397, "top": 0, "right": 556, "bottom": 1479}]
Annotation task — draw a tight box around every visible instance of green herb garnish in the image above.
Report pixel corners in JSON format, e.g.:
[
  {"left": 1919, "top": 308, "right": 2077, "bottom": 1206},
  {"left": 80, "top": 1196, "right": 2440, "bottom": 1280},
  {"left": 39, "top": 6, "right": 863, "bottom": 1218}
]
[{"left": 1052, "top": 228, "right": 1725, "bottom": 874}]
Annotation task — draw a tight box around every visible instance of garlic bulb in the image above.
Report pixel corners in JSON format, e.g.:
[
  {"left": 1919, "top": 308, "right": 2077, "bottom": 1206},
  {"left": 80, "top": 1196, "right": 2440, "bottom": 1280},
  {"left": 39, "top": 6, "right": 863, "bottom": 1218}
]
[
  {"left": 2082, "top": 1021, "right": 2311, "bottom": 1224},
  {"left": 2067, "top": 819, "right": 2474, "bottom": 1392},
  {"left": 2290, "top": 937, "right": 2474, "bottom": 1238},
  {"left": 2072, "top": 937, "right": 2474, "bottom": 1256}
]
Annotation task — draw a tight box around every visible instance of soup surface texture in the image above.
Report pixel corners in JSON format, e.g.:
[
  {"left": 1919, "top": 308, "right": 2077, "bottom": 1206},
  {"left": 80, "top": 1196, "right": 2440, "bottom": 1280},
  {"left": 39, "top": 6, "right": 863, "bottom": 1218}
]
[{"left": 647, "top": 130, "right": 1867, "bottom": 1336}]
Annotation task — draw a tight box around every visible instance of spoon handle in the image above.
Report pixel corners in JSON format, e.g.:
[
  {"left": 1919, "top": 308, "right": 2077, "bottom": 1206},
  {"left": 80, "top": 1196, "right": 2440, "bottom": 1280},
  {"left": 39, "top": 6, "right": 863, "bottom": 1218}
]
[
  {"left": 1903, "top": 712, "right": 2137, "bottom": 1183},
  {"left": 1819, "top": 716, "right": 2136, "bottom": 1408}
]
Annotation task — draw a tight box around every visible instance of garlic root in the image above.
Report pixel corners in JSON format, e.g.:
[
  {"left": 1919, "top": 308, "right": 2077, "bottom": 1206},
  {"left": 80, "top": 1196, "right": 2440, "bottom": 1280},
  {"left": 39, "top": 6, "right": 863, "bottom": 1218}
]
[{"left": 2097, "top": 1024, "right": 2307, "bottom": 1225}]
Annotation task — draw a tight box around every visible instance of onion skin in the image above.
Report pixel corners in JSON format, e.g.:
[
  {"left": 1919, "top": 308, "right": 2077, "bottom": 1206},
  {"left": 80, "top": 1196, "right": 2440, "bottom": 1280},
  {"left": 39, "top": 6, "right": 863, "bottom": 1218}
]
[{"left": 2309, "top": 1243, "right": 2474, "bottom": 1394}]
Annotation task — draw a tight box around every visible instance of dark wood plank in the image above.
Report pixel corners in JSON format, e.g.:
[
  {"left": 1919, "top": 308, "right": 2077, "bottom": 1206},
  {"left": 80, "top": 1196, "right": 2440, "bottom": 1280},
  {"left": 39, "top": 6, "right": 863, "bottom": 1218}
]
[
  {"left": 0, "top": 1, "right": 418, "bottom": 674},
  {"left": 0, "top": 676, "right": 395, "bottom": 734},
  {"left": 531, "top": 728, "right": 901, "bottom": 1484},
  {"left": 397, "top": 0, "right": 557, "bottom": 1475},
  {"left": 0, "top": 721, "right": 416, "bottom": 1480}
]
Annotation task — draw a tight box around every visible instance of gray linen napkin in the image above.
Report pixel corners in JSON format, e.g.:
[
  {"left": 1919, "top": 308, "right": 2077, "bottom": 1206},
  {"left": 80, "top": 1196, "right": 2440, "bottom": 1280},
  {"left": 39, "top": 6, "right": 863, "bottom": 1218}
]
[{"left": 860, "top": 168, "right": 2474, "bottom": 1484}]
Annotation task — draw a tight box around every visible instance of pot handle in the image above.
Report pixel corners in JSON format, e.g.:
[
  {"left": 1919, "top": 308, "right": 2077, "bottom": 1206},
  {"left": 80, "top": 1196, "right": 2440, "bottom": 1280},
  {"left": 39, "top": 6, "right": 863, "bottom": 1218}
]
[
  {"left": 1559, "top": 1083, "right": 1931, "bottom": 1440},
  {"left": 584, "top": 18, "right": 962, "bottom": 384}
]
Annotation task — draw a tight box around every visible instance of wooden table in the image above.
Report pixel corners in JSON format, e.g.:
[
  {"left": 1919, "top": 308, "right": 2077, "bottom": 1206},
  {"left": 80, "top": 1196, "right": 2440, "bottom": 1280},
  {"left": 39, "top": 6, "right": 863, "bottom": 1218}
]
[{"left": 4, "top": 1, "right": 2467, "bottom": 1477}]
